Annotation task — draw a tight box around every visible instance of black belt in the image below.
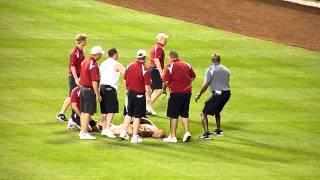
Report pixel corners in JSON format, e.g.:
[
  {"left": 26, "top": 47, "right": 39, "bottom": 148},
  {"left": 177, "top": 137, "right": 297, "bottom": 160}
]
[
  {"left": 80, "top": 85, "right": 93, "bottom": 90},
  {"left": 212, "top": 90, "right": 230, "bottom": 95},
  {"left": 100, "top": 85, "right": 115, "bottom": 91},
  {"left": 128, "top": 90, "right": 145, "bottom": 96}
]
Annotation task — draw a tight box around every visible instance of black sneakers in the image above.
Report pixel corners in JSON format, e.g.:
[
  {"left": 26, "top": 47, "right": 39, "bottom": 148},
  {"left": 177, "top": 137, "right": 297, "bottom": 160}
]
[
  {"left": 199, "top": 132, "right": 213, "bottom": 140},
  {"left": 56, "top": 113, "right": 67, "bottom": 122},
  {"left": 213, "top": 129, "right": 224, "bottom": 136}
]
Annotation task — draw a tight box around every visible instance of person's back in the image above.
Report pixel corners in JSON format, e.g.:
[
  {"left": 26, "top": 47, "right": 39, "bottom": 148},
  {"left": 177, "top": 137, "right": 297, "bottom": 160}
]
[
  {"left": 206, "top": 64, "right": 230, "bottom": 92},
  {"left": 125, "top": 61, "right": 149, "bottom": 93},
  {"left": 100, "top": 58, "right": 120, "bottom": 89},
  {"left": 165, "top": 59, "right": 195, "bottom": 93}
]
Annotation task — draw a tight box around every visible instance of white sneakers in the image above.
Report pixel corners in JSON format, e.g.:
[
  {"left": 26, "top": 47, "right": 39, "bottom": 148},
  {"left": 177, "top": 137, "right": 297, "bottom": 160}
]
[
  {"left": 119, "top": 130, "right": 130, "bottom": 140},
  {"left": 163, "top": 132, "right": 192, "bottom": 143},
  {"left": 101, "top": 129, "right": 116, "bottom": 139},
  {"left": 130, "top": 135, "right": 143, "bottom": 143},
  {"left": 183, "top": 132, "right": 192, "bottom": 142},
  {"left": 163, "top": 135, "right": 178, "bottom": 143},
  {"left": 79, "top": 132, "right": 96, "bottom": 140}
]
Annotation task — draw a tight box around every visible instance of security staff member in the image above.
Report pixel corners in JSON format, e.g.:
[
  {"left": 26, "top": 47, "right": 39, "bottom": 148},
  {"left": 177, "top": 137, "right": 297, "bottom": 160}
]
[
  {"left": 162, "top": 51, "right": 196, "bottom": 143},
  {"left": 195, "top": 54, "right": 231, "bottom": 139},
  {"left": 120, "top": 49, "right": 152, "bottom": 143},
  {"left": 79, "top": 46, "right": 105, "bottom": 140},
  {"left": 56, "top": 33, "right": 87, "bottom": 121},
  {"left": 147, "top": 33, "right": 170, "bottom": 115}
]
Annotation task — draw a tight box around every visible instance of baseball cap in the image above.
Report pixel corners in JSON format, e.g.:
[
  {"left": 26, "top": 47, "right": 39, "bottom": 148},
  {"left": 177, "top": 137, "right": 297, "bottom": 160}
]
[
  {"left": 136, "top": 49, "right": 147, "bottom": 58},
  {"left": 156, "top": 33, "right": 169, "bottom": 40},
  {"left": 90, "top": 46, "right": 105, "bottom": 55}
]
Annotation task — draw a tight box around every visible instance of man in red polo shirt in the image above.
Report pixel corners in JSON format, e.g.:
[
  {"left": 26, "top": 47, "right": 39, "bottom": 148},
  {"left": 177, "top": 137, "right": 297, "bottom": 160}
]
[
  {"left": 162, "top": 51, "right": 196, "bottom": 143},
  {"left": 79, "top": 46, "right": 105, "bottom": 140},
  {"left": 56, "top": 33, "right": 87, "bottom": 122},
  {"left": 147, "top": 33, "right": 169, "bottom": 116},
  {"left": 120, "top": 49, "right": 152, "bottom": 143}
]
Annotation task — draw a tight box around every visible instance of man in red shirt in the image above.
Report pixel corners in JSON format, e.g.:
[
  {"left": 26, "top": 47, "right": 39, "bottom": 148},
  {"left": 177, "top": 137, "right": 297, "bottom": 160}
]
[
  {"left": 79, "top": 46, "right": 105, "bottom": 140},
  {"left": 56, "top": 33, "right": 87, "bottom": 122},
  {"left": 162, "top": 51, "right": 196, "bottom": 143},
  {"left": 147, "top": 33, "right": 169, "bottom": 115},
  {"left": 67, "top": 86, "right": 100, "bottom": 132},
  {"left": 120, "top": 49, "right": 152, "bottom": 143}
]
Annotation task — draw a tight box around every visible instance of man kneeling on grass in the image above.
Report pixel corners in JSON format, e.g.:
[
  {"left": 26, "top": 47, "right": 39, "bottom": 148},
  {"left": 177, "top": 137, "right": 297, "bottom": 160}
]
[{"left": 67, "top": 86, "right": 101, "bottom": 132}]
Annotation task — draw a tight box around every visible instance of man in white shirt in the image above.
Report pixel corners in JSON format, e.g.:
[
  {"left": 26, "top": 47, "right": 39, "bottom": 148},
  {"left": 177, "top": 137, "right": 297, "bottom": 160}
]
[{"left": 99, "top": 48, "right": 125, "bottom": 138}]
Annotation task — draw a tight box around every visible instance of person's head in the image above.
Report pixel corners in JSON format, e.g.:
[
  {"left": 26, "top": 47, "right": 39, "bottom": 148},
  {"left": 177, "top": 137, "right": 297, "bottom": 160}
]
[
  {"left": 156, "top": 33, "right": 169, "bottom": 46},
  {"left": 152, "top": 129, "right": 165, "bottom": 138},
  {"left": 90, "top": 46, "right": 105, "bottom": 61},
  {"left": 169, "top": 50, "right": 179, "bottom": 60},
  {"left": 211, "top": 53, "right": 221, "bottom": 65},
  {"left": 136, "top": 49, "right": 147, "bottom": 62},
  {"left": 75, "top": 33, "right": 87, "bottom": 47},
  {"left": 108, "top": 48, "right": 118, "bottom": 60}
]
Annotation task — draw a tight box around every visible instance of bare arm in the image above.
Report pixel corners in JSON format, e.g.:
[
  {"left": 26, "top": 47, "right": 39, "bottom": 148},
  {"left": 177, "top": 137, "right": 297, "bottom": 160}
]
[
  {"left": 195, "top": 83, "right": 209, "bottom": 102},
  {"left": 145, "top": 85, "right": 151, "bottom": 102},
  {"left": 162, "top": 81, "right": 169, "bottom": 93},
  {"left": 92, "top": 81, "right": 100, "bottom": 102},
  {"left": 70, "top": 66, "right": 79, "bottom": 85},
  {"left": 114, "top": 63, "right": 126, "bottom": 75},
  {"left": 71, "top": 103, "right": 81, "bottom": 117}
]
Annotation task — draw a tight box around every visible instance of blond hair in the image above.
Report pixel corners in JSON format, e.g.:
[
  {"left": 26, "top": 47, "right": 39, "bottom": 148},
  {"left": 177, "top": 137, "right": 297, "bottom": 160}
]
[{"left": 75, "top": 33, "right": 87, "bottom": 42}]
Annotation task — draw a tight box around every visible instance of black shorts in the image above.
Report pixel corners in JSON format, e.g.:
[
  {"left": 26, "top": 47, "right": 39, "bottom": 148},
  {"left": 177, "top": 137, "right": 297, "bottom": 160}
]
[
  {"left": 150, "top": 67, "right": 163, "bottom": 90},
  {"left": 100, "top": 85, "right": 119, "bottom": 114},
  {"left": 71, "top": 111, "right": 97, "bottom": 127},
  {"left": 202, "top": 91, "right": 231, "bottom": 116},
  {"left": 126, "top": 90, "right": 146, "bottom": 118},
  {"left": 80, "top": 86, "right": 96, "bottom": 115},
  {"left": 68, "top": 75, "right": 77, "bottom": 95},
  {"left": 167, "top": 93, "right": 191, "bottom": 119}
]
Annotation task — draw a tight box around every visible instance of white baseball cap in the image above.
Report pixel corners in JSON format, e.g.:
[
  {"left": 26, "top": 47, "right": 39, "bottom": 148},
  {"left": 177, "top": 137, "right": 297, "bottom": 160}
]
[
  {"left": 156, "top": 33, "right": 169, "bottom": 40},
  {"left": 90, "top": 46, "right": 105, "bottom": 55},
  {"left": 136, "top": 49, "right": 147, "bottom": 58}
]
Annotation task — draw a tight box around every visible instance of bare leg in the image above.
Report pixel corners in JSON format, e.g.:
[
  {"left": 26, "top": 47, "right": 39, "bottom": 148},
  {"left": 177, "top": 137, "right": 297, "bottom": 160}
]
[
  {"left": 81, "top": 113, "right": 91, "bottom": 133},
  {"left": 181, "top": 117, "right": 190, "bottom": 133},
  {"left": 105, "top": 113, "right": 114, "bottom": 129},
  {"left": 170, "top": 118, "right": 178, "bottom": 137},
  {"left": 150, "top": 89, "right": 162, "bottom": 104},
  {"left": 58, "top": 97, "right": 71, "bottom": 114},
  {"left": 101, "top": 114, "right": 106, "bottom": 129},
  {"left": 132, "top": 118, "right": 140, "bottom": 136},
  {"left": 121, "top": 115, "right": 132, "bottom": 134},
  {"left": 201, "top": 113, "right": 209, "bottom": 133},
  {"left": 215, "top": 113, "right": 221, "bottom": 130}
]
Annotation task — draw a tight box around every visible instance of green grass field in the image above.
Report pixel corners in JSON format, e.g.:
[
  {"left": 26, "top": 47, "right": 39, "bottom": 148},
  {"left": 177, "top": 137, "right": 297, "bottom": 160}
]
[{"left": 0, "top": 0, "right": 320, "bottom": 179}]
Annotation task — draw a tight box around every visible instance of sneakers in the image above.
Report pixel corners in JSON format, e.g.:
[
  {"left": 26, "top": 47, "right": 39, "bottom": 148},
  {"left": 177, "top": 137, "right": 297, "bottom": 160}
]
[
  {"left": 163, "top": 136, "right": 178, "bottom": 143},
  {"left": 119, "top": 131, "right": 129, "bottom": 140},
  {"left": 67, "top": 118, "right": 76, "bottom": 130},
  {"left": 79, "top": 132, "right": 96, "bottom": 140},
  {"left": 213, "top": 129, "right": 224, "bottom": 136},
  {"left": 56, "top": 113, "right": 67, "bottom": 122},
  {"left": 130, "top": 135, "right": 143, "bottom": 143},
  {"left": 101, "top": 129, "right": 116, "bottom": 139},
  {"left": 199, "top": 132, "right": 213, "bottom": 140},
  {"left": 183, "top": 132, "right": 192, "bottom": 142}
]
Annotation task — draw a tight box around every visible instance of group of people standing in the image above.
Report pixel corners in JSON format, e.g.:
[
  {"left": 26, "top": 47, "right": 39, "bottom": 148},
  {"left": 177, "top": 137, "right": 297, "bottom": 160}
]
[{"left": 56, "top": 32, "right": 231, "bottom": 143}]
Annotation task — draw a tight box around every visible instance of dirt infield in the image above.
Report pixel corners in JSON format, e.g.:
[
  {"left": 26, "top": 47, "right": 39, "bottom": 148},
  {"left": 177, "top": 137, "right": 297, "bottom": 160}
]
[{"left": 100, "top": 0, "right": 320, "bottom": 51}]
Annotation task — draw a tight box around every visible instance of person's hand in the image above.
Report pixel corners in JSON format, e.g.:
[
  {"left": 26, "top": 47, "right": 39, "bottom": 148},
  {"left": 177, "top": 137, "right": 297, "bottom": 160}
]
[
  {"left": 160, "top": 70, "right": 164, "bottom": 77},
  {"left": 75, "top": 78, "right": 80, "bottom": 86},
  {"left": 195, "top": 93, "right": 201, "bottom": 103},
  {"left": 96, "top": 94, "right": 101, "bottom": 102}
]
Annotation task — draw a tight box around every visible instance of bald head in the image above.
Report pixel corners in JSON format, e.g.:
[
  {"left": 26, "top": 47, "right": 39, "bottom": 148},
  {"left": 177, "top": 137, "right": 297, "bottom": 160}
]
[{"left": 169, "top": 51, "right": 179, "bottom": 59}]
